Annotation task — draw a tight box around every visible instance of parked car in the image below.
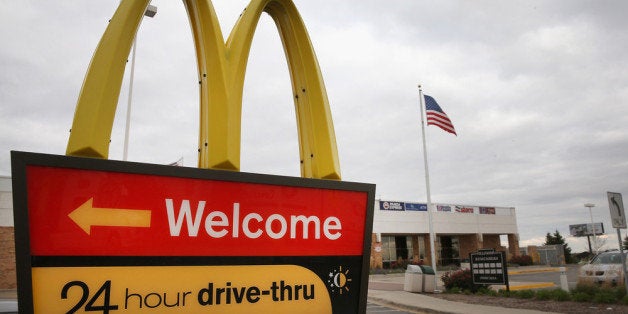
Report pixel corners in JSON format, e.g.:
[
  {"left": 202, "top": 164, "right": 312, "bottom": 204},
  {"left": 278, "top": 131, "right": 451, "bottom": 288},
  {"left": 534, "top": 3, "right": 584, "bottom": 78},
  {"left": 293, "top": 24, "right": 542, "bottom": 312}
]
[{"left": 578, "top": 251, "right": 628, "bottom": 285}]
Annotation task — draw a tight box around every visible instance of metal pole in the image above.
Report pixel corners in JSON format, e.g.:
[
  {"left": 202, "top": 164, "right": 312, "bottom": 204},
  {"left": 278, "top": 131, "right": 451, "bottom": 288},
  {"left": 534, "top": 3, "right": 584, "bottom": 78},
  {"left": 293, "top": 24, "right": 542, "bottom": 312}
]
[
  {"left": 418, "top": 85, "right": 439, "bottom": 291},
  {"left": 589, "top": 207, "right": 595, "bottom": 253},
  {"left": 122, "top": 4, "right": 157, "bottom": 161},
  {"left": 585, "top": 203, "right": 597, "bottom": 254},
  {"left": 617, "top": 228, "right": 628, "bottom": 292},
  {"left": 122, "top": 38, "right": 137, "bottom": 161},
  {"left": 503, "top": 251, "right": 510, "bottom": 292}
]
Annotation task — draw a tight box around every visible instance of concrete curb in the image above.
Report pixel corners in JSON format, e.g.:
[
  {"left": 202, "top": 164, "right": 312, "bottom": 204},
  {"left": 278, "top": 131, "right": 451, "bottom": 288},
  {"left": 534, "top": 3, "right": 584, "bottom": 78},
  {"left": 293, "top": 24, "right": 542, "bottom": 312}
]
[
  {"left": 509, "top": 282, "right": 556, "bottom": 291},
  {"left": 508, "top": 267, "right": 559, "bottom": 275},
  {"left": 369, "top": 296, "right": 449, "bottom": 314}
]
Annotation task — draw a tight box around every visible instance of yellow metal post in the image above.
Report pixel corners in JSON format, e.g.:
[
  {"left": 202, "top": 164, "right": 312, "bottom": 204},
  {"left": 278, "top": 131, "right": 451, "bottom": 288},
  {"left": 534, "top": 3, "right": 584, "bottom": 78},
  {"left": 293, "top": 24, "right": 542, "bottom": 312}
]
[
  {"left": 67, "top": 0, "right": 341, "bottom": 180},
  {"left": 66, "top": 0, "right": 151, "bottom": 158}
]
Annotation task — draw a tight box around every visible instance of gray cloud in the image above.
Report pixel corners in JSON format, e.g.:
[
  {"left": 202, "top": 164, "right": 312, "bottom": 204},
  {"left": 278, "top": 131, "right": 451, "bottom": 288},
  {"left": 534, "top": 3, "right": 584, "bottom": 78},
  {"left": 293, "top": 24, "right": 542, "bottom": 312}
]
[{"left": 2, "top": 0, "right": 628, "bottom": 252}]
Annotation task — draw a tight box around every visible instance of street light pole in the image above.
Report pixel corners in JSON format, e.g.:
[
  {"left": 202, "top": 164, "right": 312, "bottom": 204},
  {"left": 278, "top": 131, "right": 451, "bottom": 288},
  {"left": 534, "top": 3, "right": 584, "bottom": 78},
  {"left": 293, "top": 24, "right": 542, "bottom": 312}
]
[
  {"left": 123, "top": 4, "right": 157, "bottom": 161},
  {"left": 585, "top": 203, "right": 597, "bottom": 254}
]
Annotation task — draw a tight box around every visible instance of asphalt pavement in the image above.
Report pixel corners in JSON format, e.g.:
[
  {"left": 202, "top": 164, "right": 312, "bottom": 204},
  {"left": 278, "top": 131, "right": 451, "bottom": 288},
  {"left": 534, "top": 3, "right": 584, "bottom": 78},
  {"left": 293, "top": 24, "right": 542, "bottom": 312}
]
[
  {"left": 509, "top": 264, "right": 579, "bottom": 290},
  {"left": 367, "top": 266, "right": 569, "bottom": 314}
]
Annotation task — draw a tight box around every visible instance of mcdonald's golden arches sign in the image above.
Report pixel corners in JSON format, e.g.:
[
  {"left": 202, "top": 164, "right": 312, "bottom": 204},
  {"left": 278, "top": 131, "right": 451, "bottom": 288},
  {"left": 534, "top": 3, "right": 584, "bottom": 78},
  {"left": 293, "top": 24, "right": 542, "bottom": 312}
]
[
  {"left": 12, "top": 1, "right": 375, "bottom": 313},
  {"left": 66, "top": 0, "right": 340, "bottom": 180}
]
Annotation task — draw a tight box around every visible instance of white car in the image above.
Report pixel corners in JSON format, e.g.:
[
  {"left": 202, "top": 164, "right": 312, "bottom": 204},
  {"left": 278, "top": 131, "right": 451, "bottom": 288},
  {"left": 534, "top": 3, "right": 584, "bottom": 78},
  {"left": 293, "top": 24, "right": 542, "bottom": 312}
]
[{"left": 579, "top": 251, "right": 628, "bottom": 285}]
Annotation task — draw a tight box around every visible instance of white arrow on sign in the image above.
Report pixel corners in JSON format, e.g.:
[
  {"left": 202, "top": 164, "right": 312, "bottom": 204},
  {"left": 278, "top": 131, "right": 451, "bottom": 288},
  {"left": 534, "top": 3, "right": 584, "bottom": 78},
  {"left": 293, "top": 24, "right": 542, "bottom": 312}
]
[{"left": 608, "top": 192, "right": 627, "bottom": 229}]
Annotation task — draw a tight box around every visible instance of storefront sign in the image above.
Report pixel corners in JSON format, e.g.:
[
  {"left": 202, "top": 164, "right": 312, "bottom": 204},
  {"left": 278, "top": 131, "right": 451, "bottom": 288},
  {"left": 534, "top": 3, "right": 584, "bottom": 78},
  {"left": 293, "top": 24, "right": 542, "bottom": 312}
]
[
  {"left": 379, "top": 201, "right": 427, "bottom": 211},
  {"left": 379, "top": 201, "right": 404, "bottom": 211},
  {"left": 12, "top": 152, "right": 375, "bottom": 313},
  {"left": 479, "top": 207, "right": 495, "bottom": 214},
  {"left": 437, "top": 205, "right": 451, "bottom": 212},
  {"left": 455, "top": 206, "right": 474, "bottom": 213},
  {"left": 404, "top": 203, "right": 427, "bottom": 211}
]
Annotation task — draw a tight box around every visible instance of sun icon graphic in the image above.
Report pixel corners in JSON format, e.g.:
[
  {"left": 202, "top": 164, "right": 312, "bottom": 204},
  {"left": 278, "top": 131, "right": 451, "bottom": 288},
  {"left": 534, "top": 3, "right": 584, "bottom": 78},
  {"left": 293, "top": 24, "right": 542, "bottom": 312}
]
[{"left": 327, "top": 266, "right": 352, "bottom": 295}]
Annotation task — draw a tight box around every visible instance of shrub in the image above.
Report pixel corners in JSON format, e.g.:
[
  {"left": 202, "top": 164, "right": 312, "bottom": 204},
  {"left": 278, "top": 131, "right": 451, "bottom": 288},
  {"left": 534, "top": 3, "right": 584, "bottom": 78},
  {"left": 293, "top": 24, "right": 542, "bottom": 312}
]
[
  {"left": 593, "top": 290, "right": 617, "bottom": 304},
  {"left": 475, "top": 287, "right": 492, "bottom": 295},
  {"left": 613, "top": 286, "right": 627, "bottom": 299},
  {"left": 534, "top": 289, "right": 552, "bottom": 300},
  {"left": 441, "top": 269, "right": 482, "bottom": 293},
  {"left": 390, "top": 257, "right": 409, "bottom": 270},
  {"left": 571, "top": 283, "right": 626, "bottom": 303},
  {"left": 572, "top": 292, "right": 592, "bottom": 302},
  {"left": 512, "top": 289, "right": 535, "bottom": 299},
  {"left": 509, "top": 255, "right": 534, "bottom": 266},
  {"left": 548, "top": 289, "right": 572, "bottom": 302},
  {"left": 573, "top": 281, "right": 600, "bottom": 295},
  {"left": 437, "top": 273, "right": 625, "bottom": 304},
  {"left": 533, "top": 288, "right": 571, "bottom": 301}
]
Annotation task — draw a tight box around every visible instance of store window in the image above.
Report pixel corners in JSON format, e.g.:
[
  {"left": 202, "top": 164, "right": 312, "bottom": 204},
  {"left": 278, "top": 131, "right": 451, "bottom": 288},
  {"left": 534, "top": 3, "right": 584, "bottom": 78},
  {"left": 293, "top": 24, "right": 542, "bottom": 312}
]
[
  {"left": 381, "top": 235, "right": 415, "bottom": 268},
  {"left": 381, "top": 235, "right": 395, "bottom": 262},
  {"left": 417, "top": 235, "right": 426, "bottom": 262},
  {"left": 438, "top": 235, "right": 460, "bottom": 266}
]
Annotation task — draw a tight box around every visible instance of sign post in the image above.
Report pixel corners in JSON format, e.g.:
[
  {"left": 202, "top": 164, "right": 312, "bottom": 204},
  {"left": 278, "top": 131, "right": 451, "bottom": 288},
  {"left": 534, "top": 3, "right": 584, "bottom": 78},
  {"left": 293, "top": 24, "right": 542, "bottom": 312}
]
[
  {"left": 12, "top": 151, "right": 375, "bottom": 313},
  {"left": 607, "top": 192, "right": 628, "bottom": 292}
]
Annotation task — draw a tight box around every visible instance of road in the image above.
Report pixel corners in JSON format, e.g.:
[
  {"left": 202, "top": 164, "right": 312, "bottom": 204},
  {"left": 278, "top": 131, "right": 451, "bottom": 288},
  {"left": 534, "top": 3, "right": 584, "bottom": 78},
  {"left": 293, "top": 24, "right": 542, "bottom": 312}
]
[
  {"left": 367, "top": 301, "right": 424, "bottom": 314},
  {"left": 509, "top": 265, "right": 580, "bottom": 290}
]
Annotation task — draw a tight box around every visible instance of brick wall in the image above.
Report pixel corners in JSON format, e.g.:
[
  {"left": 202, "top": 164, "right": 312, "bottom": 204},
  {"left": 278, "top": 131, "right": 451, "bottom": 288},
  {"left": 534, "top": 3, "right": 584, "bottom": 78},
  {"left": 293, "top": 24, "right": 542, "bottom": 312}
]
[
  {"left": 483, "top": 234, "right": 501, "bottom": 250},
  {"left": 370, "top": 233, "right": 383, "bottom": 269},
  {"left": 458, "top": 234, "right": 480, "bottom": 260},
  {"left": 507, "top": 233, "right": 520, "bottom": 257},
  {"left": 0, "top": 226, "right": 16, "bottom": 289}
]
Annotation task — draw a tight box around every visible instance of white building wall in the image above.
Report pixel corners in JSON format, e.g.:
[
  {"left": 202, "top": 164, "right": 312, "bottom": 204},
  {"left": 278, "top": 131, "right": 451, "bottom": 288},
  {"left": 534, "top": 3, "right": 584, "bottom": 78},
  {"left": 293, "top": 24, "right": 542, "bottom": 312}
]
[
  {"left": 373, "top": 200, "right": 518, "bottom": 235},
  {"left": 373, "top": 210, "right": 429, "bottom": 234},
  {"left": 0, "top": 176, "right": 12, "bottom": 227}
]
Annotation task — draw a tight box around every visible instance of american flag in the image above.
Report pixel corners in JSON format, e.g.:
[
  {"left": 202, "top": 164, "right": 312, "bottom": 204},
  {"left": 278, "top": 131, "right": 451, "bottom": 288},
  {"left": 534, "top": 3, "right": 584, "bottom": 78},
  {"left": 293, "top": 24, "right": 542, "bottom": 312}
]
[{"left": 424, "top": 95, "right": 457, "bottom": 136}]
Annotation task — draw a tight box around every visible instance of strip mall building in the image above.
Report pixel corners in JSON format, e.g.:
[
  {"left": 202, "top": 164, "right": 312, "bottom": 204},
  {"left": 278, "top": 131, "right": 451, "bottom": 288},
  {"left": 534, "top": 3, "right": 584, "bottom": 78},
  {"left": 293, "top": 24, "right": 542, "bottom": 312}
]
[{"left": 370, "top": 199, "right": 520, "bottom": 269}]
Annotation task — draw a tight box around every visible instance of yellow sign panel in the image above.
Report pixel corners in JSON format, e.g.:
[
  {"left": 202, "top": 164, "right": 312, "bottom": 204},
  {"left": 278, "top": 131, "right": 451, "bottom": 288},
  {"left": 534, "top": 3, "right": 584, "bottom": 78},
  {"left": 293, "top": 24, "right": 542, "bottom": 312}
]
[{"left": 32, "top": 265, "right": 331, "bottom": 313}]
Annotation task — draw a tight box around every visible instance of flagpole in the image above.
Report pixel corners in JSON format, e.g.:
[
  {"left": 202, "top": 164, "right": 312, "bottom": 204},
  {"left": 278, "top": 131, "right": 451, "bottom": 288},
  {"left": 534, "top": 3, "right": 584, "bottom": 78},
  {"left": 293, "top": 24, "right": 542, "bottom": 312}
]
[{"left": 418, "top": 84, "right": 439, "bottom": 291}]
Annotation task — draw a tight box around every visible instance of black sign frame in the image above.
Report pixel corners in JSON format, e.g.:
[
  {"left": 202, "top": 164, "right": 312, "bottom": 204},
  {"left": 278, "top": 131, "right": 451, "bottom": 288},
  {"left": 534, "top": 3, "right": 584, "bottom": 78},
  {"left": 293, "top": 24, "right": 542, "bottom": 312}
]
[{"left": 469, "top": 250, "right": 509, "bottom": 290}]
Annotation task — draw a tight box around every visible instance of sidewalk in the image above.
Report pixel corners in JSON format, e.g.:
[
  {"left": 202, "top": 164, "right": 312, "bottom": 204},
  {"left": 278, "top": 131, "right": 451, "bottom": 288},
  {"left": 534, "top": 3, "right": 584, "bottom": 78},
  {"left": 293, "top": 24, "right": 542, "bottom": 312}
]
[{"left": 368, "top": 270, "right": 560, "bottom": 314}]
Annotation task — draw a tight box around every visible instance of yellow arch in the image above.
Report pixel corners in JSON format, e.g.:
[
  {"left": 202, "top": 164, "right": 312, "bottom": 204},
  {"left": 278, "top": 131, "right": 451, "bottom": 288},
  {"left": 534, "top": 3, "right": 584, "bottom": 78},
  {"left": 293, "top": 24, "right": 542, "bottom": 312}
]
[{"left": 66, "top": 0, "right": 341, "bottom": 180}]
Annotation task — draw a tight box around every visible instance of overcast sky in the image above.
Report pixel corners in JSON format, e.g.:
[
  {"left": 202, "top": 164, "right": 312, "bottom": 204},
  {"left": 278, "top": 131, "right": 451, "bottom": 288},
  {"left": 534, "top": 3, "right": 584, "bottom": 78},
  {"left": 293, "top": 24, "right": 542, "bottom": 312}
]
[{"left": 2, "top": 0, "right": 628, "bottom": 253}]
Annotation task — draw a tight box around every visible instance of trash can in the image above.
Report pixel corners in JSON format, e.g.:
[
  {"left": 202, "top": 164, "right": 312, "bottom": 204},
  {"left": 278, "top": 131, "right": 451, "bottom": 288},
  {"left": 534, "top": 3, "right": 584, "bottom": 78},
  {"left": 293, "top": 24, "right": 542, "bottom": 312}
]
[
  {"left": 420, "top": 265, "right": 436, "bottom": 293},
  {"left": 403, "top": 265, "right": 423, "bottom": 292}
]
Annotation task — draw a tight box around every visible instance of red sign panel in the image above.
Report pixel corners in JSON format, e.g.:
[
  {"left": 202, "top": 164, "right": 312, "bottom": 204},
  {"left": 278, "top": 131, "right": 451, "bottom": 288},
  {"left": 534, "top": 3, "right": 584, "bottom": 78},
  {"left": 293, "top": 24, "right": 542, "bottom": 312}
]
[{"left": 26, "top": 165, "right": 368, "bottom": 256}]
